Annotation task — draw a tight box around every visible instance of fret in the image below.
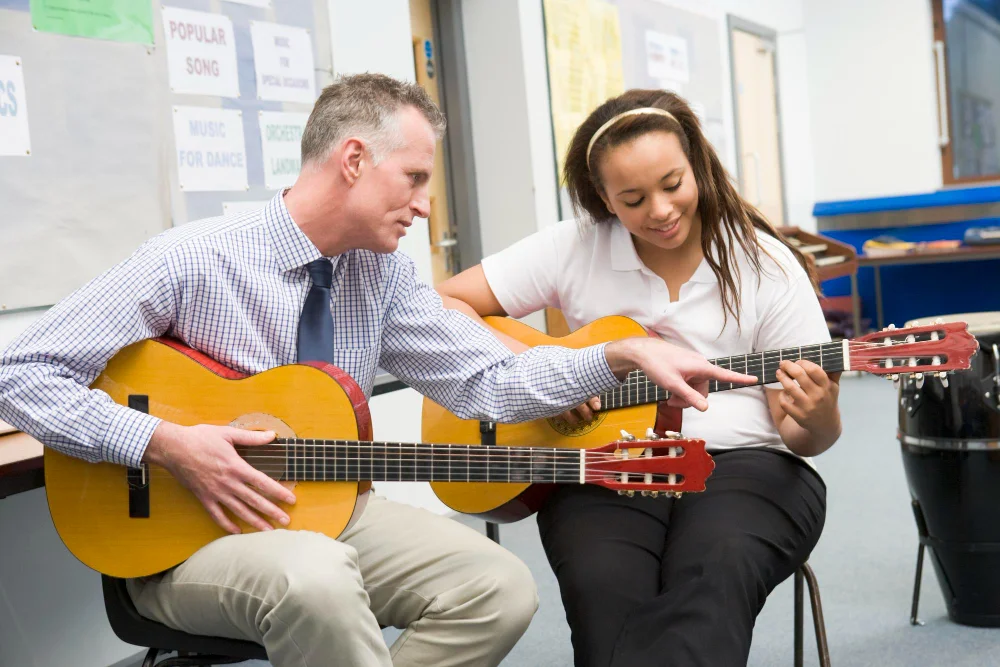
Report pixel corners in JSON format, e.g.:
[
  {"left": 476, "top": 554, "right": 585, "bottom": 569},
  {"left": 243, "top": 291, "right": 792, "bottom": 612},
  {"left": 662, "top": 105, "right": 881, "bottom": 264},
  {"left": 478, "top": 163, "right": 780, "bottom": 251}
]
[
  {"left": 319, "top": 441, "right": 326, "bottom": 482},
  {"left": 819, "top": 345, "right": 823, "bottom": 370},
  {"left": 432, "top": 444, "right": 449, "bottom": 481},
  {"left": 494, "top": 447, "right": 509, "bottom": 482},
  {"left": 418, "top": 445, "right": 432, "bottom": 482},
  {"left": 511, "top": 448, "right": 531, "bottom": 483},
  {"left": 347, "top": 441, "right": 358, "bottom": 482},
  {"left": 370, "top": 441, "right": 385, "bottom": 483},
  {"left": 485, "top": 446, "right": 490, "bottom": 483},
  {"left": 759, "top": 352, "right": 766, "bottom": 384},
  {"left": 457, "top": 445, "right": 470, "bottom": 482}
]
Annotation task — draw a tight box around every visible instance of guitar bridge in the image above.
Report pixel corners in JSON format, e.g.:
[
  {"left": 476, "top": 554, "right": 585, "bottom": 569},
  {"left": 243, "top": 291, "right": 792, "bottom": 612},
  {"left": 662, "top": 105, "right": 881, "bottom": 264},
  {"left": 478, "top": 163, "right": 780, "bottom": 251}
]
[{"left": 127, "top": 395, "right": 151, "bottom": 519}]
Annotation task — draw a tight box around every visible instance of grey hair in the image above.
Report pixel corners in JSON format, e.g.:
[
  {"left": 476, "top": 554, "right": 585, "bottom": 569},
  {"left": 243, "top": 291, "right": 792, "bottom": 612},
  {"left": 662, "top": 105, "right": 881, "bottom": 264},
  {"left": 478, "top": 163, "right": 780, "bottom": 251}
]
[{"left": 301, "top": 72, "right": 446, "bottom": 167}]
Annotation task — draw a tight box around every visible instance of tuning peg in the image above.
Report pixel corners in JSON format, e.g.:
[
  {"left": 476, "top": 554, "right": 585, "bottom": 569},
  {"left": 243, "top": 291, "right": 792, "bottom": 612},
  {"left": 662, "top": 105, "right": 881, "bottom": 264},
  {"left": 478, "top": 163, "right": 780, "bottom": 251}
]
[
  {"left": 626, "top": 490, "right": 635, "bottom": 498},
  {"left": 645, "top": 427, "right": 660, "bottom": 440},
  {"left": 939, "top": 372, "right": 949, "bottom": 388},
  {"left": 906, "top": 334, "right": 916, "bottom": 344},
  {"left": 916, "top": 373, "right": 924, "bottom": 389},
  {"left": 891, "top": 374, "right": 899, "bottom": 382},
  {"left": 663, "top": 430, "right": 683, "bottom": 439},
  {"left": 619, "top": 430, "right": 636, "bottom": 441},
  {"left": 650, "top": 491, "right": 660, "bottom": 498},
  {"left": 617, "top": 490, "right": 625, "bottom": 496},
  {"left": 893, "top": 376, "right": 900, "bottom": 389},
  {"left": 641, "top": 490, "right": 650, "bottom": 497}
]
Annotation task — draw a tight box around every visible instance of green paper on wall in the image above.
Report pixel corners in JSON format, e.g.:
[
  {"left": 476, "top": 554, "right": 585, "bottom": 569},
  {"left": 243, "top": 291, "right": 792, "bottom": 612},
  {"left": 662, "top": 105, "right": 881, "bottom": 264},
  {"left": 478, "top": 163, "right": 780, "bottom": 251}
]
[{"left": 31, "top": 0, "right": 154, "bottom": 45}]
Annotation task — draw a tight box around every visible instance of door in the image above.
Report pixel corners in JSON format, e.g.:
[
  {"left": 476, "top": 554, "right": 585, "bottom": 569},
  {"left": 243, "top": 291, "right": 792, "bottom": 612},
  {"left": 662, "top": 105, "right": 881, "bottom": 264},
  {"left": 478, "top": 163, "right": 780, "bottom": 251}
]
[
  {"left": 410, "top": 0, "right": 458, "bottom": 285},
  {"left": 730, "top": 21, "right": 786, "bottom": 226}
]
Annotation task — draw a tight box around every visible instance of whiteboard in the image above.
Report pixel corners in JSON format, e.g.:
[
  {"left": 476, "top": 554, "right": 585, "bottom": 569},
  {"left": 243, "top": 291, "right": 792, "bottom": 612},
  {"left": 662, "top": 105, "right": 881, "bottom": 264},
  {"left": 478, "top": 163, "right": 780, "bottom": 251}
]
[{"left": 0, "top": 0, "right": 332, "bottom": 311}]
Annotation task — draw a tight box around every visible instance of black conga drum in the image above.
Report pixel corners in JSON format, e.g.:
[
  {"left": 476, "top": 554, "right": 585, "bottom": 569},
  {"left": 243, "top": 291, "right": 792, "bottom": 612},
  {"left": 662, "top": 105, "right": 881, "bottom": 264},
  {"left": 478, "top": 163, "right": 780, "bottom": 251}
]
[{"left": 898, "top": 312, "right": 1000, "bottom": 627}]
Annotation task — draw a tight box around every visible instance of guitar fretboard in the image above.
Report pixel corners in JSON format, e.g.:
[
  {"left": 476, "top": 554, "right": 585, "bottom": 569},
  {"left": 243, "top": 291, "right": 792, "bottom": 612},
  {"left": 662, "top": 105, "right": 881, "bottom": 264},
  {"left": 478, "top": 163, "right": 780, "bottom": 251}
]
[
  {"left": 600, "top": 342, "right": 846, "bottom": 411},
  {"left": 240, "top": 441, "right": 587, "bottom": 484}
]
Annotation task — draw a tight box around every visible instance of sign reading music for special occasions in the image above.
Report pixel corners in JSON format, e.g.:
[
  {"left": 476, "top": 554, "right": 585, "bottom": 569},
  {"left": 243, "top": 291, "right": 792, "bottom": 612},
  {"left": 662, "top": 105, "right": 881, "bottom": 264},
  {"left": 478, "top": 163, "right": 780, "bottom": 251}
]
[
  {"left": 250, "top": 21, "right": 316, "bottom": 103},
  {"left": 162, "top": 7, "right": 240, "bottom": 98},
  {"left": 0, "top": 55, "right": 31, "bottom": 156},
  {"left": 259, "top": 111, "right": 308, "bottom": 190},
  {"left": 173, "top": 106, "right": 248, "bottom": 191}
]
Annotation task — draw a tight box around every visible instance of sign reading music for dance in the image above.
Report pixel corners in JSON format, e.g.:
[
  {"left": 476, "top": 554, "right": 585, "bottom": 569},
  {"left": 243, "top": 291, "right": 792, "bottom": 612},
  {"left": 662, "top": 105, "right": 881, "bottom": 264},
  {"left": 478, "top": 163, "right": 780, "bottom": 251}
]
[
  {"left": 173, "top": 106, "right": 248, "bottom": 192},
  {"left": 162, "top": 6, "right": 240, "bottom": 98},
  {"left": 250, "top": 20, "right": 316, "bottom": 103}
]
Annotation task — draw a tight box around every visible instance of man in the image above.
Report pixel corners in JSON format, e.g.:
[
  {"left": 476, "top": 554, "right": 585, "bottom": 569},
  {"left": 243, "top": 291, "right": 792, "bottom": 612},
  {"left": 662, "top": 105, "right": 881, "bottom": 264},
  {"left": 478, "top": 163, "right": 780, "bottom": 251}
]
[{"left": 0, "top": 73, "right": 754, "bottom": 667}]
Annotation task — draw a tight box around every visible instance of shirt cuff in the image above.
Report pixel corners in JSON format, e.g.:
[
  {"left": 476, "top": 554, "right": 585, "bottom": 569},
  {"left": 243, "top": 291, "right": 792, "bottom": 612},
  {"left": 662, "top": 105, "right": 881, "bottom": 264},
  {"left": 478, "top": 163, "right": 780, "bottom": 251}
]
[
  {"left": 101, "top": 406, "right": 162, "bottom": 468},
  {"left": 573, "top": 342, "right": 621, "bottom": 395}
]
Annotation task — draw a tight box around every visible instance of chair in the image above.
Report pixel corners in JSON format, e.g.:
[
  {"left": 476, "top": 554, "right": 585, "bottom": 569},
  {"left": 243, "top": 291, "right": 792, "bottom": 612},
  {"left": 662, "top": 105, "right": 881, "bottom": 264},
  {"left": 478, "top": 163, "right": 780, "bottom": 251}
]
[
  {"left": 794, "top": 562, "right": 831, "bottom": 667},
  {"left": 102, "top": 575, "right": 268, "bottom": 667},
  {"left": 102, "top": 522, "right": 504, "bottom": 666}
]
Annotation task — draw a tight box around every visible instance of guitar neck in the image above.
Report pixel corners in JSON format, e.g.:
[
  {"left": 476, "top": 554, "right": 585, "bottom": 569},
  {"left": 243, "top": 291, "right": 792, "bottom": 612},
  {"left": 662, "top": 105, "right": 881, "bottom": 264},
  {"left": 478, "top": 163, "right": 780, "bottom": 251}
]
[
  {"left": 241, "top": 440, "right": 589, "bottom": 484},
  {"left": 600, "top": 341, "right": 847, "bottom": 410}
]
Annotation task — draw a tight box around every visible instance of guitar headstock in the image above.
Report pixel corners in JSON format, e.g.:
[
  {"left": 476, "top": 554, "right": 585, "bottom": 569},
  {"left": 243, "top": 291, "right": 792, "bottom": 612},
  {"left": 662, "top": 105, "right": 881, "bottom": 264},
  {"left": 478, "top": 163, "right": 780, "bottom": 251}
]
[
  {"left": 850, "top": 320, "right": 978, "bottom": 384},
  {"left": 585, "top": 429, "right": 714, "bottom": 497}
]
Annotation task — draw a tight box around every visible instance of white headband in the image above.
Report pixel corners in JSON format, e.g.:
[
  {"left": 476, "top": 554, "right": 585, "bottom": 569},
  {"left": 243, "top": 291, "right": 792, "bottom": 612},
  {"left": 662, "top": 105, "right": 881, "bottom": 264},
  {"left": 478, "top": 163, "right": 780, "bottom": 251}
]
[{"left": 585, "top": 107, "right": 679, "bottom": 169}]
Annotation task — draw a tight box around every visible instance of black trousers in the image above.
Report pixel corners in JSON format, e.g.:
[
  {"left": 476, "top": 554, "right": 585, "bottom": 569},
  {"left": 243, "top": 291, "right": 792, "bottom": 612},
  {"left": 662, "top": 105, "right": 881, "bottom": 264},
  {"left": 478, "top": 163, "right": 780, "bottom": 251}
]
[{"left": 537, "top": 448, "right": 827, "bottom": 667}]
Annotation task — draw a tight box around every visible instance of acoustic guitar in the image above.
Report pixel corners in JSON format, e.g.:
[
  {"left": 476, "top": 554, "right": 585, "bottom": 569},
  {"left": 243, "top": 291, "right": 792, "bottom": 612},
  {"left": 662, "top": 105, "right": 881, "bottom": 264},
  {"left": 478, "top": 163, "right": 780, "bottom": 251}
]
[
  {"left": 44, "top": 337, "right": 712, "bottom": 578},
  {"left": 421, "top": 315, "right": 978, "bottom": 521}
]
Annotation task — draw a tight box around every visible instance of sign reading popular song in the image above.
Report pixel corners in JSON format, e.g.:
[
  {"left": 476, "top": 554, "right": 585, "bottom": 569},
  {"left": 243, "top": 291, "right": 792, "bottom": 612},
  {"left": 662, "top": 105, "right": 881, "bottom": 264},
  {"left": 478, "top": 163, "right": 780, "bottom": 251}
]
[
  {"left": 173, "top": 106, "right": 248, "bottom": 191},
  {"left": 162, "top": 7, "right": 240, "bottom": 98},
  {"left": 250, "top": 21, "right": 316, "bottom": 103}
]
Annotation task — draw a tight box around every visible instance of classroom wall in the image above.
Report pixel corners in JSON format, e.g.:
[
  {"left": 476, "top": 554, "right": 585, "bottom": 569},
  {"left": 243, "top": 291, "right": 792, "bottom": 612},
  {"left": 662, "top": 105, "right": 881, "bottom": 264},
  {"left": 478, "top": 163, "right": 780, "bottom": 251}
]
[
  {"left": 0, "top": 3, "right": 445, "bottom": 666},
  {"left": 804, "top": 0, "right": 942, "bottom": 201},
  {"left": 461, "top": 0, "right": 820, "bottom": 252}
]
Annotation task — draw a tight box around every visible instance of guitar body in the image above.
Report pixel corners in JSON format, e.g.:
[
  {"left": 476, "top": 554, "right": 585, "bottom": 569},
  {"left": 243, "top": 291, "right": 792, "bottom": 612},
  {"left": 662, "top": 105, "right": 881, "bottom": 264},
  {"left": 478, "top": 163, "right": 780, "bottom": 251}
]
[
  {"left": 422, "top": 315, "right": 657, "bottom": 521},
  {"left": 45, "top": 339, "right": 371, "bottom": 579}
]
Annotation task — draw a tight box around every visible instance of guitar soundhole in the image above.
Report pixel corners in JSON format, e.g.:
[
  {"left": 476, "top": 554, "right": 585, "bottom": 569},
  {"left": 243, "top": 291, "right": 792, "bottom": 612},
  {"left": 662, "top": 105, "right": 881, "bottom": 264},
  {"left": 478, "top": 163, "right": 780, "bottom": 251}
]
[{"left": 546, "top": 412, "right": 608, "bottom": 437}]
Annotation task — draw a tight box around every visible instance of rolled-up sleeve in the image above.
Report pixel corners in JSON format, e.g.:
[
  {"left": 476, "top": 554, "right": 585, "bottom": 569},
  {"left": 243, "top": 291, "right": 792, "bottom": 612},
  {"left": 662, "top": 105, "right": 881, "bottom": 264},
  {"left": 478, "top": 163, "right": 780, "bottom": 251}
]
[{"left": 0, "top": 241, "right": 178, "bottom": 467}]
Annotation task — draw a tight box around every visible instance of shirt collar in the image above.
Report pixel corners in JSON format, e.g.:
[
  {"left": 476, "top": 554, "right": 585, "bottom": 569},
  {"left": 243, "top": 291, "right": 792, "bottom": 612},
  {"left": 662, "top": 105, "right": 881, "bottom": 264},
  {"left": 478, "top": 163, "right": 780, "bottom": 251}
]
[
  {"left": 609, "top": 219, "right": 715, "bottom": 283},
  {"left": 263, "top": 190, "right": 341, "bottom": 273}
]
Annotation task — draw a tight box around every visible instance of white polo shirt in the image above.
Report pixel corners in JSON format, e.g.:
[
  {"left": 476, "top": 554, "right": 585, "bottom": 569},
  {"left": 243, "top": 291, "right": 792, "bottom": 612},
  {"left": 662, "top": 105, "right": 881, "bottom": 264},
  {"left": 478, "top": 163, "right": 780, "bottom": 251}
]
[{"left": 481, "top": 218, "right": 832, "bottom": 458}]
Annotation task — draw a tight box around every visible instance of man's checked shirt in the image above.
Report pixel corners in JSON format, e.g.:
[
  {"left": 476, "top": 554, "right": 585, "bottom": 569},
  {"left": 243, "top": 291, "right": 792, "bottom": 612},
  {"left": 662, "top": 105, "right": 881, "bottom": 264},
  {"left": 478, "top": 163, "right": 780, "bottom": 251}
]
[{"left": 0, "top": 192, "right": 620, "bottom": 469}]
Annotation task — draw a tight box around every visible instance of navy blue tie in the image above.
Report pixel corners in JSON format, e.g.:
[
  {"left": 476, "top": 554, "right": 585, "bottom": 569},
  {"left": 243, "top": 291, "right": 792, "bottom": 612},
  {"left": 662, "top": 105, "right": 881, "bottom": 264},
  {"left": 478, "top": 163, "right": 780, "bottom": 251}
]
[{"left": 296, "top": 259, "right": 334, "bottom": 363}]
